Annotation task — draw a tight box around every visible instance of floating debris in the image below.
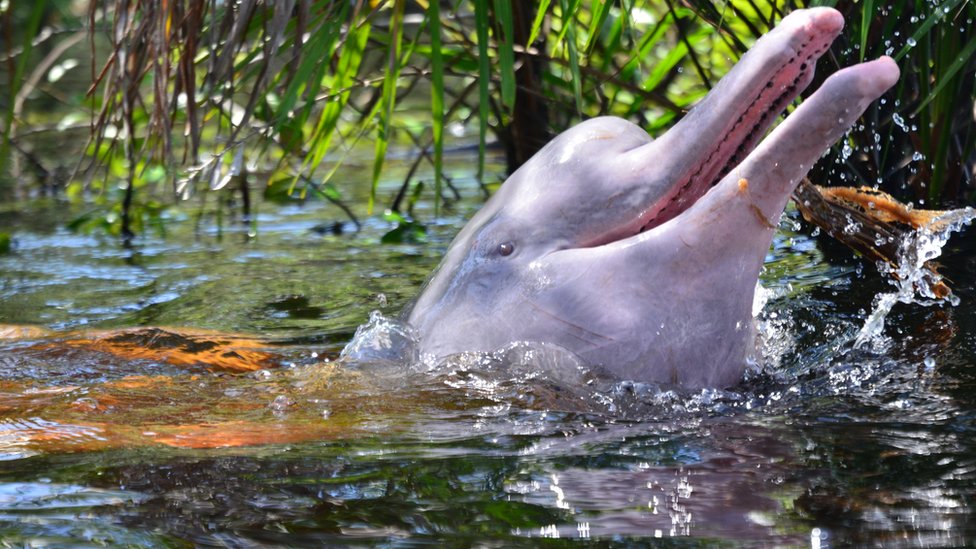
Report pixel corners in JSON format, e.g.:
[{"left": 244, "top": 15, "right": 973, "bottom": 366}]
[{"left": 792, "top": 180, "right": 975, "bottom": 348}]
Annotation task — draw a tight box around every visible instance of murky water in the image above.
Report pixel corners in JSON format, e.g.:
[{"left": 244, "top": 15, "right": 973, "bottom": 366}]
[{"left": 1, "top": 163, "right": 975, "bottom": 546}]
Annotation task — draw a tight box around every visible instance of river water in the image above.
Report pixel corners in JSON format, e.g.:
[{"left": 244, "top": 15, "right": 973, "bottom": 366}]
[{"left": 0, "top": 158, "right": 975, "bottom": 546}]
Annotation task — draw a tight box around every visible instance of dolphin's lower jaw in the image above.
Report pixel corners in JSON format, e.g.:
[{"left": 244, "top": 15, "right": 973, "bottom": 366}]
[{"left": 407, "top": 8, "right": 899, "bottom": 389}]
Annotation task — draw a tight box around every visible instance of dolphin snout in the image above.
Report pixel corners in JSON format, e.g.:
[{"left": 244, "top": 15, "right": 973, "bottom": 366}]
[
  {"left": 802, "top": 7, "right": 844, "bottom": 35},
  {"left": 801, "top": 56, "right": 900, "bottom": 137},
  {"left": 778, "top": 7, "right": 844, "bottom": 38},
  {"left": 830, "top": 56, "right": 901, "bottom": 98},
  {"left": 775, "top": 8, "right": 844, "bottom": 63}
]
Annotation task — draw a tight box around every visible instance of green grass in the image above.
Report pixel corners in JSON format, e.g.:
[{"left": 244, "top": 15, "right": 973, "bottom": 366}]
[{"left": 1, "top": 0, "right": 973, "bottom": 237}]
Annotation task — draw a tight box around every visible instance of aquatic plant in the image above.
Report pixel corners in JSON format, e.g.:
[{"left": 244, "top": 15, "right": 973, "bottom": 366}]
[
  {"left": 0, "top": 1, "right": 973, "bottom": 238},
  {"left": 805, "top": 0, "right": 976, "bottom": 206}
]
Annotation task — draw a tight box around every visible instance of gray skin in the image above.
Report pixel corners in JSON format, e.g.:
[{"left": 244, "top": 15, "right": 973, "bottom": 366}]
[{"left": 406, "top": 8, "right": 900, "bottom": 389}]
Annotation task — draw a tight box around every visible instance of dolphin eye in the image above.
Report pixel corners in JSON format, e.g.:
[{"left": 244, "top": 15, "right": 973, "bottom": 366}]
[{"left": 497, "top": 242, "right": 515, "bottom": 257}]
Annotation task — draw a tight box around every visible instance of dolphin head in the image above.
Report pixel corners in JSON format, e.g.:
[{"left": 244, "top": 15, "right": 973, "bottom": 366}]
[{"left": 407, "top": 8, "right": 900, "bottom": 388}]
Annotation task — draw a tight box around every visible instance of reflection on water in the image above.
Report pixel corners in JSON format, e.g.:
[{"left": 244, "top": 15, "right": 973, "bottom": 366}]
[
  {"left": 0, "top": 184, "right": 975, "bottom": 545},
  {"left": 0, "top": 481, "right": 158, "bottom": 546}
]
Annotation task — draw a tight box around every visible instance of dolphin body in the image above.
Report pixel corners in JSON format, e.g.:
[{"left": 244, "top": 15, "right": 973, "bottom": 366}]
[{"left": 406, "top": 8, "right": 900, "bottom": 389}]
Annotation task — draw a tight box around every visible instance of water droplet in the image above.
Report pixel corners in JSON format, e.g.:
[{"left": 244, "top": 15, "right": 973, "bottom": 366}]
[
  {"left": 892, "top": 113, "right": 908, "bottom": 132},
  {"left": 270, "top": 395, "right": 294, "bottom": 415},
  {"left": 841, "top": 142, "right": 853, "bottom": 160},
  {"left": 854, "top": 206, "right": 976, "bottom": 348}
]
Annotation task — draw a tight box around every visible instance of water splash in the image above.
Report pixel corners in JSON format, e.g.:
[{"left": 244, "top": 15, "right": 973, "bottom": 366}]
[
  {"left": 339, "top": 310, "right": 420, "bottom": 365},
  {"left": 854, "top": 207, "right": 976, "bottom": 349}
]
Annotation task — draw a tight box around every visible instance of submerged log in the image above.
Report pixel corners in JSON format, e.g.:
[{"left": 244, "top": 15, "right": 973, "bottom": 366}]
[
  {"left": 792, "top": 179, "right": 970, "bottom": 299},
  {"left": 0, "top": 325, "right": 279, "bottom": 372}
]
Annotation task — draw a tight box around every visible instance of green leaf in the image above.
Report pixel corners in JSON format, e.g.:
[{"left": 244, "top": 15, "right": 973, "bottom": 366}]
[
  {"left": 557, "top": 0, "right": 584, "bottom": 115},
  {"left": 427, "top": 2, "right": 445, "bottom": 216},
  {"left": 381, "top": 209, "right": 427, "bottom": 243},
  {"left": 912, "top": 33, "right": 976, "bottom": 116},
  {"left": 858, "top": 0, "right": 874, "bottom": 62},
  {"left": 370, "top": 0, "right": 406, "bottom": 214},
  {"left": 264, "top": 175, "right": 302, "bottom": 203},
  {"left": 278, "top": 116, "right": 305, "bottom": 155},
  {"left": 276, "top": 7, "right": 346, "bottom": 121},
  {"left": 894, "top": 0, "right": 965, "bottom": 61},
  {"left": 313, "top": 182, "right": 343, "bottom": 203},
  {"left": 474, "top": 0, "right": 491, "bottom": 181},
  {"left": 492, "top": 0, "right": 516, "bottom": 109},
  {"left": 1, "top": 0, "right": 47, "bottom": 170},
  {"left": 528, "top": 0, "right": 552, "bottom": 47},
  {"left": 381, "top": 220, "right": 427, "bottom": 244},
  {"left": 619, "top": 11, "right": 672, "bottom": 83},
  {"left": 584, "top": 0, "right": 613, "bottom": 56},
  {"left": 303, "top": 17, "right": 372, "bottom": 178}
]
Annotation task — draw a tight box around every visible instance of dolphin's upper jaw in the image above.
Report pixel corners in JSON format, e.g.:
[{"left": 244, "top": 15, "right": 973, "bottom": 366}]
[{"left": 580, "top": 8, "right": 845, "bottom": 251}]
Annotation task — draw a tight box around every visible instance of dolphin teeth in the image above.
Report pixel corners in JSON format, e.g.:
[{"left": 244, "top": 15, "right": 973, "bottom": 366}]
[{"left": 635, "top": 31, "right": 829, "bottom": 237}]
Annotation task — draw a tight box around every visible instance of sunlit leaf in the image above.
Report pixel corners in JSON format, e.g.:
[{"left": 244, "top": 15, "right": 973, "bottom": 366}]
[
  {"left": 428, "top": 2, "right": 445, "bottom": 216},
  {"left": 370, "top": 0, "right": 406, "bottom": 214},
  {"left": 528, "top": 0, "right": 553, "bottom": 46},
  {"left": 493, "top": 0, "right": 516, "bottom": 109},
  {"left": 584, "top": 0, "right": 613, "bottom": 56},
  {"left": 303, "top": 17, "right": 372, "bottom": 177},
  {"left": 557, "top": 0, "right": 584, "bottom": 114},
  {"left": 474, "top": 0, "right": 491, "bottom": 181}
]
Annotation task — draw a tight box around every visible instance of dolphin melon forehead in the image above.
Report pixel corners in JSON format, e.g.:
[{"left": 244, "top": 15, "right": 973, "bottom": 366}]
[
  {"left": 504, "top": 117, "right": 653, "bottom": 228},
  {"left": 550, "top": 118, "right": 651, "bottom": 164}
]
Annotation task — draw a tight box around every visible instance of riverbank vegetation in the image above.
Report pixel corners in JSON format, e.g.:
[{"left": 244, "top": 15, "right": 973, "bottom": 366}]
[{"left": 1, "top": 0, "right": 973, "bottom": 240}]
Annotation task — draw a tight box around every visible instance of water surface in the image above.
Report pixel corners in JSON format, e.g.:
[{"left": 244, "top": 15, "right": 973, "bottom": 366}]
[{"left": 0, "top": 166, "right": 974, "bottom": 546}]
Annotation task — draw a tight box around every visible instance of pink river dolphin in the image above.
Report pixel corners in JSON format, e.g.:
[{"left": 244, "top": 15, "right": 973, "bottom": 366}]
[{"left": 406, "top": 8, "right": 900, "bottom": 388}]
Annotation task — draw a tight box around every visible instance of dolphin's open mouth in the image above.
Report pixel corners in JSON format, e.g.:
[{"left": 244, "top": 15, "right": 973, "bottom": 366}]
[
  {"left": 406, "top": 5, "right": 899, "bottom": 388},
  {"left": 620, "top": 20, "right": 838, "bottom": 240}
]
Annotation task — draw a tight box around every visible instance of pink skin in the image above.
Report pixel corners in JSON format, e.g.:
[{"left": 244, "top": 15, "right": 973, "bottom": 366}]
[{"left": 406, "top": 9, "right": 900, "bottom": 389}]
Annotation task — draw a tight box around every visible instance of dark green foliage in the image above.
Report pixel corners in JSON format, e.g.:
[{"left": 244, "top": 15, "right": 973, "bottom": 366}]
[
  {"left": 381, "top": 210, "right": 427, "bottom": 244},
  {"left": 1, "top": 1, "right": 973, "bottom": 238},
  {"left": 805, "top": 0, "right": 976, "bottom": 206}
]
